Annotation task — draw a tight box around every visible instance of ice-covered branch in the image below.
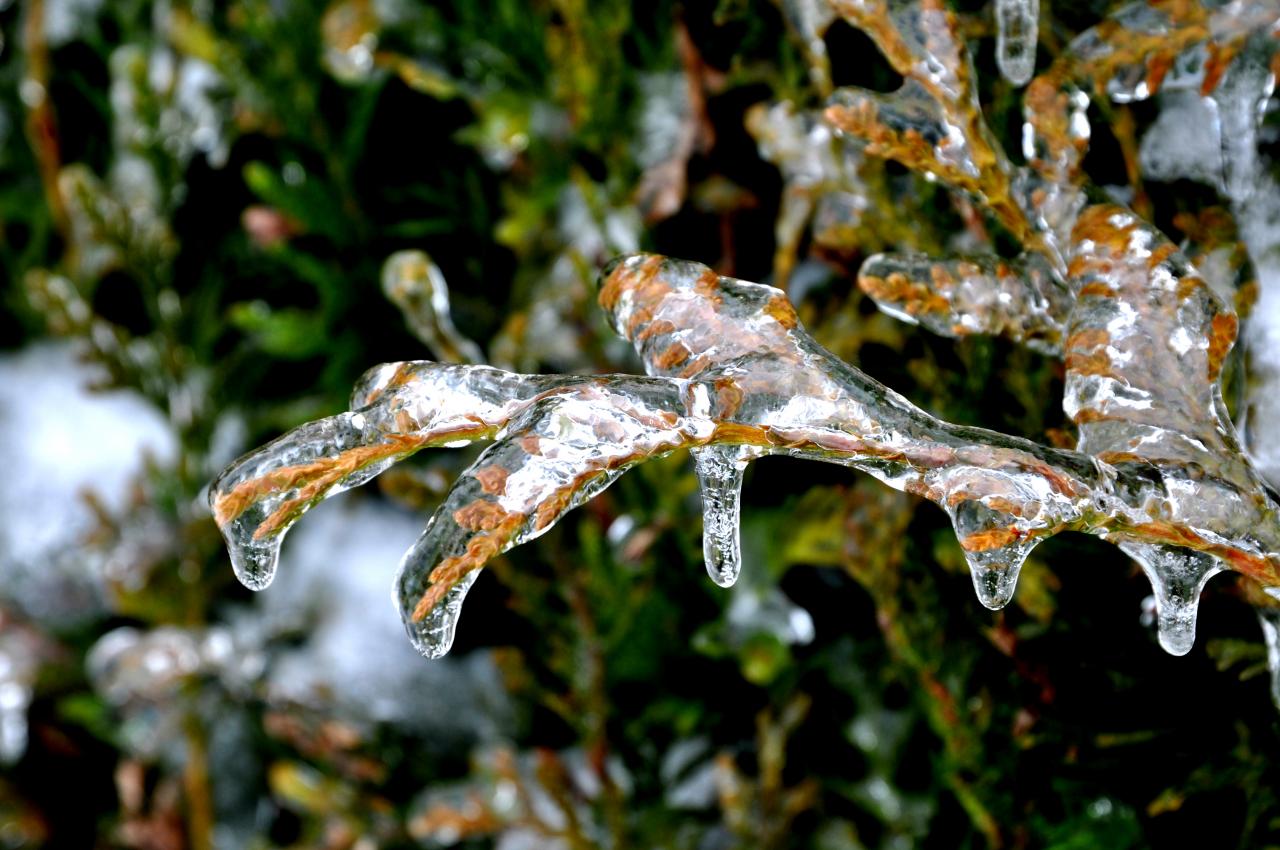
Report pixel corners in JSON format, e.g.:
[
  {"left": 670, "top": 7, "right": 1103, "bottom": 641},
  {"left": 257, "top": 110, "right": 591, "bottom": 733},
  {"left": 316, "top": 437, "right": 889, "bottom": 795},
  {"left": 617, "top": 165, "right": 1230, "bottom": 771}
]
[
  {"left": 857, "top": 251, "right": 1069, "bottom": 354},
  {"left": 211, "top": 251, "right": 1280, "bottom": 659},
  {"left": 819, "top": 0, "right": 1280, "bottom": 654},
  {"left": 746, "top": 101, "right": 869, "bottom": 289},
  {"left": 825, "top": 0, "right": 1052, "bottom": 263}
]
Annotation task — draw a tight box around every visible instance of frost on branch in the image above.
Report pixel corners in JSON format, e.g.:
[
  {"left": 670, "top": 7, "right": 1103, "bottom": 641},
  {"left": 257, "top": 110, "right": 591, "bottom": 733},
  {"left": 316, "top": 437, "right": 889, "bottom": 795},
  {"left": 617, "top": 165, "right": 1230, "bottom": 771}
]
[{"left": 212, "top": 241, "right": 1280, "bottom": 659}]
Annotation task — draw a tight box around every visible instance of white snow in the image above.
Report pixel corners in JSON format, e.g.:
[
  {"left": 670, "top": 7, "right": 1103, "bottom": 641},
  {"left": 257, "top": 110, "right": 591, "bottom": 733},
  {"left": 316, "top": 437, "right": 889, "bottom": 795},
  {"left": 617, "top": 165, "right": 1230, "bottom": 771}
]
[
  {"left": 260, "top": 492, "right": 514, "bottom": 738},
  {"left": 0, "top": 342, "right": 177, "bottom": 621}
]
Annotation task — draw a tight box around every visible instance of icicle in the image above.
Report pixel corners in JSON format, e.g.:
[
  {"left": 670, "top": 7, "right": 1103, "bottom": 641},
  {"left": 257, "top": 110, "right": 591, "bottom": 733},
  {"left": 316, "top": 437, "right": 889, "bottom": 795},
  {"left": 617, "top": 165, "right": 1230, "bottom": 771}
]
[
  {"left": 1207, "top": 47, "right": 1273, "bottom": 207},
  {"left": 211, "top": 409, "right": 404, "bottom": 591},
  {"left": 1123, "top": 543, "right": 1221, "bottom": 656},
  {"left": 692, "top": 445, "right": 752, "bottom": 588},
  {"left": 397, "top": 563, "right": 480, "bottom": 660},
  {"left": 964, "top": 550, "right": 1028, "bottom": 610},
  {"left": 389, "top": 487, "right": 503, "bottom": 662},
  {"left": 223, "top": 522, "right": 285, "bottom": 591},
  {"left": 995, "top": 0, "right": 1039, "bottom": 87},
  {"left": 949, "top": 500, "right": 1036, "bottom": 610},
  {"left": 1257, "top": 608, "right": 1280, "bottom": 710}
]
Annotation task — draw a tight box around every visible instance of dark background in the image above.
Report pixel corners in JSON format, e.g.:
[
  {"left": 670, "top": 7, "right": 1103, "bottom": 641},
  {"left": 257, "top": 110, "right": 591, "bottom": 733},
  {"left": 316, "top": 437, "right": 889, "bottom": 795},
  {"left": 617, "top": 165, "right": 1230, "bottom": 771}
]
[{"left": 1, "top": 1, "right": 1278, "bottom": 848}]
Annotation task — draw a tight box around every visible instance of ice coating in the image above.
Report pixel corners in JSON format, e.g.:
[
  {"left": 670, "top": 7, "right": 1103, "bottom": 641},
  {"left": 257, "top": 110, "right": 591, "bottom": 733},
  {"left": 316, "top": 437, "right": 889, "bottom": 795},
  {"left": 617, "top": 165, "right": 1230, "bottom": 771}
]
[
  {"left": 949, "top": 499, "right": 1039, "bottom": 610},
  {"left": 211, "top": 247, "right": 1280, "bottom": 659},
  {"left": 1123, "top": 543, "right": 1222, "bottom": 656},
  {"left": 211, "top": 365, "right": 562, "bottom": 589},
  {"left": 1063, "top": 206, "right": 1243, "bottom": 469},
  {"left": 692, "top": 444, "right": 754, "bottom": 587},
  {"left": 1207, "top": 42, "right": 1273, "bottom": 208},
  {"left": 858, "top": 251, "right": 1069, "bottom": 354},
  {"left": 390, "top": 374, "right": 705, "bottom": 658},
  {"left": 825, "top": 0, "right": 1061, "bottom": 271},
  {"left": 381, "top": 250, "right": 485, "bottom": 365},
  {"left": 1131, "top": 36, "right": 1280, "bottom": 492},
  {"left": 207, "top": 0, "right": 1280, "bottom": 665},
  {"left": 823, "top": 0, "right": 1280, "bottom": 651},
  {"left": 777, "top": 0, "right": 838, "bottom": 94},
  {"left": 1013, "top": 0, "right": 1279, "bottom": 273},
  {"left": 995, "top": 0, "right": 1038, "bottom": 87},
  {"left": 1019, "top": 0, "right": 1280, "bottom": 204}
]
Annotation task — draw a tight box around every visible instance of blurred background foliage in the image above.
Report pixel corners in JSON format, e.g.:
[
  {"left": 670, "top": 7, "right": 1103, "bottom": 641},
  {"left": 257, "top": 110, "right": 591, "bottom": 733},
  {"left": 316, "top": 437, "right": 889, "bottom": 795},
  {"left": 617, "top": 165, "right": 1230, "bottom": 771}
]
[{"left": 1, "top": 0, "right": 1279, "bottom": 848}]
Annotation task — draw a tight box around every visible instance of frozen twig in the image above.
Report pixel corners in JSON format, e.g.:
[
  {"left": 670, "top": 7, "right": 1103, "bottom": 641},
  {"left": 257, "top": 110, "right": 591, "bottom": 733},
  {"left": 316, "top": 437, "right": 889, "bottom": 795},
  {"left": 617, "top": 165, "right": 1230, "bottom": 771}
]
[
  {"left": 825, "top": 0, "right": 1052, "bottom": 264},
  {"left": 212, "top": 249, "right": 1280, "bottom": 659},
  {"left": 823, "top": 0, "right": 1280, "bottom": 654},
  {"left": 857, "top": 250, "right": 1069, "bottom": 354}
]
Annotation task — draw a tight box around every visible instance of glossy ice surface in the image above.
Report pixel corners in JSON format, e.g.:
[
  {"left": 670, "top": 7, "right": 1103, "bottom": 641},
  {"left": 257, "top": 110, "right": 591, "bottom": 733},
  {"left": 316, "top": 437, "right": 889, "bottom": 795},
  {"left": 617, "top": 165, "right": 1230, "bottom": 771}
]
[
  {"left": 995, "top": 0, "right": 1038, "bottom": 86},
  {"left": 211, "top": 253, "right": 1280, "bottom": 661},
  {"left": 210, "top": 1, "right": 1280, "bottom": 684}
]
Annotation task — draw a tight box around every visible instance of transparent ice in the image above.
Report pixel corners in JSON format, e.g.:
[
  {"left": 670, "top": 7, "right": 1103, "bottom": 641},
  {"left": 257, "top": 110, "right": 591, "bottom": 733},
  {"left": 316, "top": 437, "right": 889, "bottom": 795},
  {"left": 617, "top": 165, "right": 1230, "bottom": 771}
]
[
  {"left": 1257, "top": 608, "right": 1280, "bottom": 709},
  {"left": 692, "top": 444, "right": 754, "bottom": 588},
  {"left": 209, "top": 1, "right": 1280, "bottom": 672},
  {"left": 382, "top": 250, "right": 485, "bottom": 365},
  {"left": 995, "top": 0, "right": 1038, "bottom": 87},
  {"left": 826, "top": 0, "right": 1280, "bottom": 652},
  {"left": 211, "top": 248, "right": 1280, "bottom": 662}
]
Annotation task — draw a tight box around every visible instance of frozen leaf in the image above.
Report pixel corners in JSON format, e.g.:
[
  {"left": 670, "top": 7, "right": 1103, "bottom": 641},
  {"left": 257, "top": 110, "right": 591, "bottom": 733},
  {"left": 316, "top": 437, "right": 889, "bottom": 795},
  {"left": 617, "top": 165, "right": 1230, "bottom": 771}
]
[{"left": 858, "top": 251, "right": 1069, "bottom": 354}]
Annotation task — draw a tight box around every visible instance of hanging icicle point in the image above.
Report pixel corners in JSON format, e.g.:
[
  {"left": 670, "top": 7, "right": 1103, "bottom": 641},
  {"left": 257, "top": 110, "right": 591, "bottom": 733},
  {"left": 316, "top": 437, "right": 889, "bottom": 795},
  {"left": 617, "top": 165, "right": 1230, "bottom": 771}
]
[
  {"left": 1124, "top": 543, "right": 1222, "bottom": 656},
  {"left": 692, "top": 444, "right": 752, "bottom": 588}
]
